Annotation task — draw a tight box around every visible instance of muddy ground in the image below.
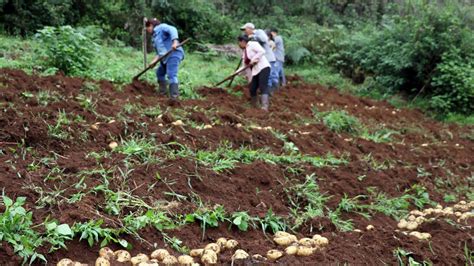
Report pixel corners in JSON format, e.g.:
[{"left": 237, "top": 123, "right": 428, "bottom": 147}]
[{"left": 0, "top": 68, "right": 473, "bottom": 265}]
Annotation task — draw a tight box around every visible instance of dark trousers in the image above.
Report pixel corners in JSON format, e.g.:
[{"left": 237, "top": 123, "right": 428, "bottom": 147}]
[{"left": 249, "top": 67, "right": 271, "bottom": 97}]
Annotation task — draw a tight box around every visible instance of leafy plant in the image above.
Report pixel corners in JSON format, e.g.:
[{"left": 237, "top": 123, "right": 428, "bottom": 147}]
[
  {"left": 0, "top": 195, "right": 46, "bottom": 264},
  {"left": 231, "top": 211, "right": 254, "bottom": 232},
  {"left": 44, "top": 221, "right": 73, "bottom": 252},
  {"left": 185, "top": 205, "right": 227, "bottom": 240},
  {"left": 258, "top": 209, "right": 287, "bottom": 234},
  {"left": 320, "top": 110, "right": 361, "bottom": 134},
  {"left": 72, "top": 220, "right": 130, "bottom": 249},
  {"left": 35, "top": 26, "right": 98, "bottom": 74}
]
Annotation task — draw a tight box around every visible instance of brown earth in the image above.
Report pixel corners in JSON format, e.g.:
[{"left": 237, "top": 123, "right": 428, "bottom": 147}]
[{"left": 0, "top": 68, "right": 473, "bottom": 265}]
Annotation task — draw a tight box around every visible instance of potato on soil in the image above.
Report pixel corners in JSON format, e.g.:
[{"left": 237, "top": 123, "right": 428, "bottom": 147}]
[
  {"left": 366, "top": 225, "right": 375, "bottom": 231},
  {"left": 99, "top": 247, "right": 115, "bottom": 260},
  {"left": 131, "top": 254, "right": 149, "bottom": 265},
  {"left": 216, "top": 237, "right": 227, "bottom": 249},
  {"left": 178, "top": 255, "right": 194, "bottom": 265},
  {"left": 162, "top": 255, "right": 178, "bottom": 265},
  {"left": 138, "top": 261, "right": 159, "bottom": 266},
  {"left": 266, "top": 249, "right": 283, "bottom": 260},
  {"left": 172, "top": 120, "right": 184, "bottom": 126},
  {"left": 95, "top": 257, "right": 110, "bottom": 266},
  {"left": 312, "top": 235, "right": 329, "bottom": 246},
  {"left": 297, "top": 246, "right": 315, "bottom": 256},
  {"left": 231, "top": 249, "right": 249, "bottom": 260},
  {"left": 57, "top": 259, "right": 74, "bottom": 266},
  {"left": 189, "top": 249, "right": 204, "bottom": 257},
  {"left": 397, "top": 219, "right": 408, "bottom": 229},
  {"left": 201, "top": 249, "right": 218, "bottom": 264},
  {"left": 298, "top": 237, "right": 315, "bottom": 247},
  {"left": 203, "top": 124, "right": 213, "bottom": 129},
  {"left": 406, "top": 222, "right": 418, "bottom": 230},
  {"left": 114, "top": 250, "right": 131, "bottom": 262},
  {"left": 274, "top": 231, "right": 291, "bottom": 238},
  {"left": 251, "top": 254, "right": 266, "bottom": 261},
  {"left": 151, "top": 249, "right": 170, "bottom": 261},
  {"left": 226, "top": 239, "right": 239, "bottom": 249},
  {"left": 285, "top": 245, "right": 299, "bottom": 255},
  {"left": 205, "top": 243, "right": 220, "bottom": 254},
  {"left": 108, "top": 141, "right": 118, "bottom": 149}
]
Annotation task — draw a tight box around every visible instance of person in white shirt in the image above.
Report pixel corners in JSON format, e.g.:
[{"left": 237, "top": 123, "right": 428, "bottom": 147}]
[{"left": 236, "top": 34, "right": 271, "bottom": 111}]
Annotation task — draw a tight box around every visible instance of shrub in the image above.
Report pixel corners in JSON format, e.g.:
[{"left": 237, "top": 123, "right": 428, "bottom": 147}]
[{"left": 35, "top": 26, "right": 98, "bottom": 75}]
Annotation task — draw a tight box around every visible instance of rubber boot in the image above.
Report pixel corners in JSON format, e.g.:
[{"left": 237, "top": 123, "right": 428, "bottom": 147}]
[
  {"left": 250, "top": 96, "right": 259, "bottom": 108},
  {"left": 169, "top": 83, "right": 179, "bottom": 100},
  {"left": 261, "top": 94, "right": 270, "bottom": 111},
  {"left": 159, "top": 81, "right": 168, "bottom": 96}
]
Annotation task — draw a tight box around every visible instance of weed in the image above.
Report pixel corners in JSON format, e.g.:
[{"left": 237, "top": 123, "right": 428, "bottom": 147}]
[
  {"left": 258, "top": 209, "right": 287, "bottom": 234},
  {"left": 185, "top": 205, "right": 227, "bottom": 240},
  {"left": 76, "top": 94, "right": 97, "bottom": 113},
  {"left": 231, "top": 211, "right": 254, "bottom": 232},
  {"left": 44, "top": 221, "right": 73, "bottom": 252},
  {"left": 46, "top": 110, "right": 71, "bottom": 140},
  {"left": 116, "top": 136, "right": 159, "bottom": 164},
  {"left": 81, "top": 81, "right": 100, "bottom": 92},
  {"left": 0, "top": 195, "right": 46, "bottom": 264},
  {"left": 318, "top": 110, "right": 361, "bottom": 134},
  {"left": 464, "top": 242, "right": 474, "bottom": 266},
  {"left": 72, "top": 220, "right": 130, "bottom": 249},
  {"left": 36, "top": 91, "right": 60, "bottom": 106}
]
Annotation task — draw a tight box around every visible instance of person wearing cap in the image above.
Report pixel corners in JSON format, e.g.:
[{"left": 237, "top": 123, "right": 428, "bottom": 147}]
[
  {"left": 236, "top": 34, "right": 271, "bottom": 111},
  {"left": 146, "top": 18, "right": 185, "bottom": 100},
  {"left": 270, "top": 28, "right": 286, "bottom": 86},
  {"left": 241, "top": 23, "right": 279, "bottom": 93}
]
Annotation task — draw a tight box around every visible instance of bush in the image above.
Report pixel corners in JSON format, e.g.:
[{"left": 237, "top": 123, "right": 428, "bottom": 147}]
[
  {"left": 320, "top": 110, "right": 361, "bottom": 134},
  {"left": 333, "top": 3, "right": 474, "bottom": 114},
  {"left": 35, "top": 26, "right": 98, "bottom": 75}
]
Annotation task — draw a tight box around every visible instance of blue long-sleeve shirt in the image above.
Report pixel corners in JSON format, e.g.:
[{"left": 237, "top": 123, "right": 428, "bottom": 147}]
[{"left": 152, "top": 23, "right": 184, "bottom": 64}]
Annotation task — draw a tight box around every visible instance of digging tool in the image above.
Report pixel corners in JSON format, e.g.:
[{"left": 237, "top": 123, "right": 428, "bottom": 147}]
[
  {"left": 132, "top": 38, "right": 190, "bottom": 81},
  {"left": 227, "top": 58, "right": 242, "bottom": 87},
  {"left": 214, "top": 64, "right": 252, "bottom": 87}
]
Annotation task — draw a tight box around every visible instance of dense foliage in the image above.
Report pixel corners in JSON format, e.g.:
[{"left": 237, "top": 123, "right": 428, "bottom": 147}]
[{"left": 1, "top": 0, "right": 473, "bottom": 115}]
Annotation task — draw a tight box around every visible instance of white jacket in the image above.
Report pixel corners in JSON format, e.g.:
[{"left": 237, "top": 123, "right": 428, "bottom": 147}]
[{"left": 238, "top": 41, "right": 271, "bottom": 81}]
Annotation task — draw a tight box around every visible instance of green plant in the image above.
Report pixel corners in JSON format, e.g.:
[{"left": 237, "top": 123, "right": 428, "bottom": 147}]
[
  {"left": 320, "top": 110, "right": 361, "bottom": 134},
  {"left": 72, "top": 220, "right": 130, "bottom": 249},
  {"left": 394, "top": 248, "right": 430, "bottom": 266},
  {"left": 185, "top": 205, "right": 227, "bottom": 240},
  {"left": 44, "top": 221, "right": 73, "bottom": 252},
  {"left": 46, "top": 110, "right": 71, "bottom": 140},
  {"left": 35, "top": 26, "right": 98, "bottom": 74},
  {"left": 231, "top": 211, "right": 254, "bottom": 232},
  {"left": 258, "top": 209, "right": 287, "bottom": 234},
  {"left": 0, "top": 196, "right": 46, "bottom": 264}
]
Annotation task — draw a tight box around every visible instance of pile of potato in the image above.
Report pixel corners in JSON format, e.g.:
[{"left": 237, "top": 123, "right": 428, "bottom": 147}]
[
  {"left": 188, "top": 237, "right": 241, "bottom": 264},
  {"left": 397, "top": 200, "right": 474, "bottom": 240},
  {"left": 268, "top": 231, "right": 329, "bottom": 260}
]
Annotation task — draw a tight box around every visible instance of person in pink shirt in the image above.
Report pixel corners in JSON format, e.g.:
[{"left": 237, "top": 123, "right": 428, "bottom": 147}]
[{"left": 236, "top": 34, "right": 271, "bottom": 111}]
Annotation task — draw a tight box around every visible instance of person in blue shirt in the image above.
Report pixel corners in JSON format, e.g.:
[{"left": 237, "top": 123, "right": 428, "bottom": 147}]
[{"left": 146, "top": 18, "right": 184, "bottom": 100}]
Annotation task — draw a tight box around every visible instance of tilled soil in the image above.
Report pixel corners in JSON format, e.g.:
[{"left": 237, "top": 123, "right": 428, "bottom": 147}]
[{"left": 0, "top": 68, "right": 473, "bottom": 265}]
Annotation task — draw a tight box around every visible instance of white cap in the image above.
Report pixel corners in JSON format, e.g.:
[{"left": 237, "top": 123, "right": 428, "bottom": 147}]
[{"left": 240, "top": 23, "right": 255, "bottom": 30}]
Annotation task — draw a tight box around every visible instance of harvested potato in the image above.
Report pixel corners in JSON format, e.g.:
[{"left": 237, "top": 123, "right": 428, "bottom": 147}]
[
  {"left": 420, "top": 233, "right": 432, "bottom": 240},
  {"left": 397, "top": 219, "right": 408, "bottom": 229},
  {"left": 189, "top": 249, "right": 204, "bottom": 257},
  {"left": 435, "top": 204, "right": 443, "bottom": 210},
  {"left": 275, "top": 231, "right": 291, "bottom": 238},
  {"left": 298, "top": 238, "right": 315, "bottom": 247},
  {"left": 172, "top": 120, "right": 184, "bottom": 126},
  {"left": 366, "top": 225, "right": 375, "bottom": 231},
  {"left": 285, "top": 245, "right": 298, "bottom": 255},
  {"left": 297, "top": 246, "right": 315, "bottom": 256},
  {"left": 267, "top": 250, "right": 283, "bottom": 260},
  {"left": 274, "top": 235, "right": 297, "bottom": 246},
  {"left": 203, "top": 124, "right": 213, "bottom": 129},
  {"left": 114, "top": 250, "right": 131, "bottom": 262},
  {"left": 178, "top": 255, "right": 194, "bottom": 265},
  {"left": 108, "top": 141, "right": 118, "bottom": 149},
  {"left": 409, "top": 231, "right": 431, "bottom": 240},
  {"left": 415, "top": 216, "right": 425, "bottom": 224},
  {"left": 201, "top": 249, "right": 217, "bottom": 264},
  {"left": 408, "top": 215, "right": 416, "bottom": 221},
  {"left": 225, "top": 239, "right": 239, "bottom": 250},
  {"left": 353, "top": 229, "right": 363, "bottom": 233},
  {"left": 406, "top": 222, "right": 418, "bottom": 230},
  {"left": 138, "top": 261, "right": 159, "bottom": 266},
  {"left": 216, "top": 237, "right": 227, "bottom": 249},
  {"left": 459, "top": 200, "right": 467, "bottom": 205},
  {"left": 312, "top": 235, "right": 329, "bottom": 246},
  {"left": 95, "top": 257, "right": 110, "bottom": 266},
  {"left": 150, "top": 249, "right": 169, "bottom": 261},
  {"left": 252, "top": 254, "right": 266, "bottom": 261},
  {"left": 91, "top": 124, "right": 99, "bottom": 130},
  {"left": 455, "top": 211, "right": 463, "bottom": 217},
  {"left": 99, "top": 247, "right": 115, "bottom": 260},
  {"left": 409, "top": 210, "right": 424, "bottom": 216},
  {"left": 162, "top": 255, "right": 178, "bottom": 265},
  {"left": 205, "top": 243, "right": 221, "bottom": 254},
  {"left": 57, "top": 259, "right": 74, "bottom": 266},
  {"left": 231, "top": 249, "right": 249, "bottom": 260},
  {"left": 131, "top": 254, "right": 149, "bottom": 265}
]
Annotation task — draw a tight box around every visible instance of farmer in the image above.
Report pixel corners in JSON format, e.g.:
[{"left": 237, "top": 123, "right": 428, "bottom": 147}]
[
  {"left": 145, "top": 18, "right": 184, "bottom": 100},
  {"left": 236, "top": 34, "right": 271, "bottom": 111},
  {"left": 270, "top": 28, "right": 287, "bottom": 86},
  {"left": 240, "top": 23, "right": 279, "bottom": 93}
]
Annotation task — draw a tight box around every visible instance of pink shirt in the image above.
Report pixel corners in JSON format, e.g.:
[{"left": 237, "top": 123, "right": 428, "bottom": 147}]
[{"left": 239, "top": 41, "right": 271, "bottom": 81}]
